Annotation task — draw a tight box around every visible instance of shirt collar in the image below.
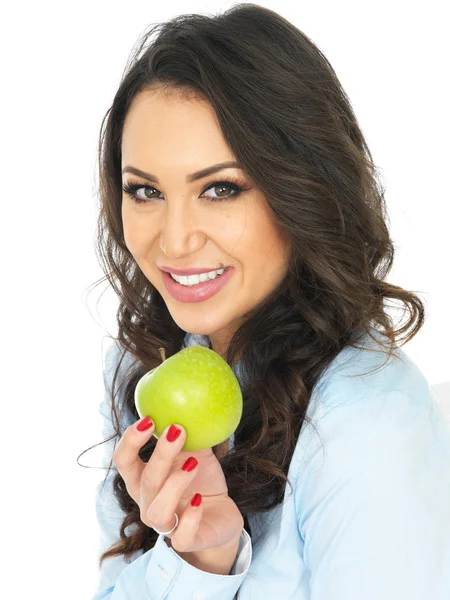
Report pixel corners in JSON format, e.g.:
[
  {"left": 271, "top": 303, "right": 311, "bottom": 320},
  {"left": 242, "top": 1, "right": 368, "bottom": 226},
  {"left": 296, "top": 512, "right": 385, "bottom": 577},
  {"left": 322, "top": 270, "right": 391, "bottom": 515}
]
[{"left": 183, "top": 332, "right": 211, "bottom": 348}]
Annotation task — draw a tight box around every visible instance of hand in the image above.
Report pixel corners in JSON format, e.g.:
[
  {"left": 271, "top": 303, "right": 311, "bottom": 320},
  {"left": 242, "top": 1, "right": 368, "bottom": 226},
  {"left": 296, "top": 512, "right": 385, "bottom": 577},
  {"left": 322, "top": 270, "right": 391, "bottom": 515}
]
[{"left": 112, "top": 418, "right": 244, "bottom": 555}]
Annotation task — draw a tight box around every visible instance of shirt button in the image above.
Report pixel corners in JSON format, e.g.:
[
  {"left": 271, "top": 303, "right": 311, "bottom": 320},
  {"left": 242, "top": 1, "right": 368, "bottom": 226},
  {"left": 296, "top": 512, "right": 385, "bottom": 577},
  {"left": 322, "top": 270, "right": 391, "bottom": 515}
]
[
  {"left": 160, "top": 569, "right": 170, "bottom": 581},
  {"left": 193, "top": 593, "right": 207, "bottom": 600}
]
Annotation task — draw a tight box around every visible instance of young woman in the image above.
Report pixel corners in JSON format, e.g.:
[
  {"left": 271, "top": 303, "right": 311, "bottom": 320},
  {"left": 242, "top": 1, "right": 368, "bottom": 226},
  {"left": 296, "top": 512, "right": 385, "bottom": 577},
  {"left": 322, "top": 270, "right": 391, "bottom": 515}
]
[{"left": 90, "top": 4, "right": 450, "bottom": 599}]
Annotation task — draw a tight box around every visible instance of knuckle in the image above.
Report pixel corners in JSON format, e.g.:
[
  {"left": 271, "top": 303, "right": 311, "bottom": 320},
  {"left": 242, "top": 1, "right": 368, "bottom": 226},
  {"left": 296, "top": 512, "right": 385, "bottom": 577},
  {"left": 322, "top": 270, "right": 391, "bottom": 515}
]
[
  {"left": 171, "top": 535, "right": 188, "bottom": 553},
  {"left": 112, "top": 450, "right": 125, "bottom": 469},
  {"left": 140, "top": 471, "right": 157, "bottom": 497},
  {"left": 140, "top": 506, "right": 152, "bottom": 526},
  {"left": 146, "top": 506, "right": 162, "bottom": 527},
  {"left": 146, "top": 500, "right": 175, "bottom": 530}
]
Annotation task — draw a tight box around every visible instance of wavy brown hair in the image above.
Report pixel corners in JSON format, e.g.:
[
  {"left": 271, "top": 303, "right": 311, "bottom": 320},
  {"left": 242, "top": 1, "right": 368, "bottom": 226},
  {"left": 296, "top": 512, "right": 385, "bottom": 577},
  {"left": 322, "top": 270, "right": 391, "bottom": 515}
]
[{"left": 87, "top": 3, "right": 425, "bottom": 568}]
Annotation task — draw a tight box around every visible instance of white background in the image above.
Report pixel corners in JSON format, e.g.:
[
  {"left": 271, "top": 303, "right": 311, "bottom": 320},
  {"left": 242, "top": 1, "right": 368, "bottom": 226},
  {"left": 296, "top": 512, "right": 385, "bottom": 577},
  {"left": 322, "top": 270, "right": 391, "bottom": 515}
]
[{"left": 1, "top": 1, "right": 448, "bottom": 597}]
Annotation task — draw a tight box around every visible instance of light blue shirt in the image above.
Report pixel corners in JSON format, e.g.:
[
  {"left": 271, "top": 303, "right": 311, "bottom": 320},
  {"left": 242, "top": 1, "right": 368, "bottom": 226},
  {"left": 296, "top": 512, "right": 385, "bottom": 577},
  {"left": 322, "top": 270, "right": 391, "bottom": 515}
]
[{"left": 92, "top": 331, "right": 450, "bottom": 599}]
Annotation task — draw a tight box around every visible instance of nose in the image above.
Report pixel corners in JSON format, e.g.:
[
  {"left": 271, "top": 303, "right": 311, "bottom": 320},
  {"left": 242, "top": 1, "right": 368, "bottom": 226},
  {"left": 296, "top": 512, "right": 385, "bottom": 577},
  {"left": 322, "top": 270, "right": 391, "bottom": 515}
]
[{"left": 159, "top": 201, "right": 206, "bottom": 259}]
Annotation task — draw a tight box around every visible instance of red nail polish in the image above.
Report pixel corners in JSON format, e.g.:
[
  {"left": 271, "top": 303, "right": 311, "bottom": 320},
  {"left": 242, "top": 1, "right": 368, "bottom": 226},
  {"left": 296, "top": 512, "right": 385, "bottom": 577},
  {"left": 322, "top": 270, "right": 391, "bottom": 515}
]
[
  {"left": 136, "top": 416, "right": 153, "bottom": 431},
  {"left": 167, "top": 424, "right": 182, "bottom": 442},
  {"left": 191, "top": 493, "right": 202, "bottom": 507},
  {"left": 181, "top": 457, "right": 198, "bottom": 472}
]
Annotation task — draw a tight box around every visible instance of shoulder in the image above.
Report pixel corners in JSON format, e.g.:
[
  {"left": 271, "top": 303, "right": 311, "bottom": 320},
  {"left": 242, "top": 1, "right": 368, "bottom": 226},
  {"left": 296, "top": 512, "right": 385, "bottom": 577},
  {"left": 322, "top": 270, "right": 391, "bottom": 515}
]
[
  {"left": 306, "top": 329, "right": 432, "bottom": 423},
  {"left": 291, "top": 330, "right": 438, "bottom": 485},
  {"left": 291, "top": 334, "right": 450, "bottom": 594}
]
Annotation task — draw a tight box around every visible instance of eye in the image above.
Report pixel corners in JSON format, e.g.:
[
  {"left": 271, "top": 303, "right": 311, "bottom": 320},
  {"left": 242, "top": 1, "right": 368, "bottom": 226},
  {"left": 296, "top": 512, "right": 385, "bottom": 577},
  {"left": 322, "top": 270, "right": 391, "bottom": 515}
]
[
  {"left": 201, "top": 180, "right": 246, "bottom": 201},
  {"left": 121, "top": 182, "right": 161, "bottom": 203},
  {"left": 121, "top": 177, "right": 250, "bottom": 204}
]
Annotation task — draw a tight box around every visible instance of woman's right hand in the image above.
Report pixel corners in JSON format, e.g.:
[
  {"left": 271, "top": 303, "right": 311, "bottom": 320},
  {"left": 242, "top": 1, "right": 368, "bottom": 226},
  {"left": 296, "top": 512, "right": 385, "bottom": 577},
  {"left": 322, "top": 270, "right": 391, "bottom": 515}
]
[{"left": 112, "top": 417, "right": 244, "bottom": 554}]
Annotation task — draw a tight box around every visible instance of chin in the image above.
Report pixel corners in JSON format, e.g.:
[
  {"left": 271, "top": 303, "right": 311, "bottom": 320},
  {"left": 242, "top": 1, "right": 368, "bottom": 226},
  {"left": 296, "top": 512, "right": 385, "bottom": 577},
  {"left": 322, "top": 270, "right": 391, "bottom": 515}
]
[{"left": 166, "top": 311, "right": 221, "bottom": 337}]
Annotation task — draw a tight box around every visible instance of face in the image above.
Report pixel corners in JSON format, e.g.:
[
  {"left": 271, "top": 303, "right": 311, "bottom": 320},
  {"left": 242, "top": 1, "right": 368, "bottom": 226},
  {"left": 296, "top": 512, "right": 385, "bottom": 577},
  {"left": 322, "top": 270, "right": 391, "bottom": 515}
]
[{"left": 121, "top": 87, "right": 290, "bottom": 358}]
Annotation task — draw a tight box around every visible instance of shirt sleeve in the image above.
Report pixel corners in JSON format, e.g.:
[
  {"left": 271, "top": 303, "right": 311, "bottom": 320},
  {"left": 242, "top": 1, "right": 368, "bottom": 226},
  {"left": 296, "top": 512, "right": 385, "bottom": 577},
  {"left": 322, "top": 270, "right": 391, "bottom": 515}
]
[
  {"left": 92, "top": 340, "right": 252, "bottom": 600},
  {"left": 294, "top": 384, "right": 450, "bottom": 600}
]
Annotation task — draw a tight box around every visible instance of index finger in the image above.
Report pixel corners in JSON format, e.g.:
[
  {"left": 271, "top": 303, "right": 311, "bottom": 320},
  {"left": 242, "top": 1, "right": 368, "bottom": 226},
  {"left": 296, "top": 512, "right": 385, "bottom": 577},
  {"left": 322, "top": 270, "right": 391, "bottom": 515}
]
[{"left": 112, "top": 416, "right": 156, "bottom": 503}]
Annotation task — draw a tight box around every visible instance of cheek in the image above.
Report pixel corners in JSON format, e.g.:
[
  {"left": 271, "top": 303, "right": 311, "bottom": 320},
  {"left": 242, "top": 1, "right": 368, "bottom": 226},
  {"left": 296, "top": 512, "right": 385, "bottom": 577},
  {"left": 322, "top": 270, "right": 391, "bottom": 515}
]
[
  {"left": 122, "top": 220, "right": 138, "bottom": 253},
  {"left": 122, "top": 212, "right": 155, "bottom": 256},
  {"left": 246, "top": 216, "right": 288, "bottom": 272}
]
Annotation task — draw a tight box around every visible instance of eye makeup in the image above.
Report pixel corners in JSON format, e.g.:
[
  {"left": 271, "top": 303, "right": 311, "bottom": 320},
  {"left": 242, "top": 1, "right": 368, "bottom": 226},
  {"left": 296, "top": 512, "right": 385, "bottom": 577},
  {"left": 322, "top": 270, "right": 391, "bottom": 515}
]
[{"left": 122, "top": 176, "right": 251, "bottom": 204}]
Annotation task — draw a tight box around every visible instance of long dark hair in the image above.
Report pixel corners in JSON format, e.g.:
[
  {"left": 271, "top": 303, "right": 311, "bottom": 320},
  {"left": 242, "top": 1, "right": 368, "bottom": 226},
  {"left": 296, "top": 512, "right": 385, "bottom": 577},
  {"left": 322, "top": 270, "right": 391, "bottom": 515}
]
[{"left": 88, "top": 3, "right": 425, "bottom": 567}]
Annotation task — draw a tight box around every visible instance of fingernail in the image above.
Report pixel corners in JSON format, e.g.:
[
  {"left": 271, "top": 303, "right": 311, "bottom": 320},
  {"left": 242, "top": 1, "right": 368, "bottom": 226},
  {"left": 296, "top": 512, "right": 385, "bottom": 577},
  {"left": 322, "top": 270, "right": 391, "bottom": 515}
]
[
  {"left": 136, "top": 416, "right": 153, "bottom": 432},
  {"left": 166, "top": 424, "right": 182, "bottom": 442},
  {"left": 191, "top": 493, "right": 202, "bottom": 507},
  {"left": 181, "top": 457, "right": 198, "bottom": 472}
]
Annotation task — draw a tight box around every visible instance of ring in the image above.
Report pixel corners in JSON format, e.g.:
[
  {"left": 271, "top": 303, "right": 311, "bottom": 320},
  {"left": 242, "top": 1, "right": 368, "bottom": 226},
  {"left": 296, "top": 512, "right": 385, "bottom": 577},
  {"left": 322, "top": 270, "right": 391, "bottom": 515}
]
[{"left": 152, "top": 512, "right": 179, "bottom": 535}]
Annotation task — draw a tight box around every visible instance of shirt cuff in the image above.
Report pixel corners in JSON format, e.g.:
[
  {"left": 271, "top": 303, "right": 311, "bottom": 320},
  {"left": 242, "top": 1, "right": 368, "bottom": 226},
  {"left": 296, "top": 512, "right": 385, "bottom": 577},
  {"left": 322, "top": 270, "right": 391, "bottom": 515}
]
[{"left": 144, "top": 529, "right": 252, "bottom": 599}]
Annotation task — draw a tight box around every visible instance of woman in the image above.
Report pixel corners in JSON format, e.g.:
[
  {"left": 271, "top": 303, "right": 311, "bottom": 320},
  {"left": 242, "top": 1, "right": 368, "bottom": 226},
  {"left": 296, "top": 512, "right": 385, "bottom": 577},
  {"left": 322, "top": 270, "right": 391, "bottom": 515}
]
[{"left": 90, "top": 4, "right": 450, "bottom": 599}]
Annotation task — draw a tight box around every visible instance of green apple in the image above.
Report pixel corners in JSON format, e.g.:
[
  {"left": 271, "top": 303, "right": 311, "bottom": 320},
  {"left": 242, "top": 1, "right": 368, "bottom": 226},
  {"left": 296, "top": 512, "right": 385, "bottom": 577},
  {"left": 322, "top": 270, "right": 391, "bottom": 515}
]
[{"left": 134, "top": 345, "right": 243, "bottom": 451}]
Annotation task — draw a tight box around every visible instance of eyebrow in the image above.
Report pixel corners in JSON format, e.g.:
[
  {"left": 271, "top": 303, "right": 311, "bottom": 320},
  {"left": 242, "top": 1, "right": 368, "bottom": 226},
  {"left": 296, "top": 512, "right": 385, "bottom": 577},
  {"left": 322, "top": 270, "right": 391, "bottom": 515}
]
[{"left": 121, "top": 161, "right": 243, "bottom": 184}]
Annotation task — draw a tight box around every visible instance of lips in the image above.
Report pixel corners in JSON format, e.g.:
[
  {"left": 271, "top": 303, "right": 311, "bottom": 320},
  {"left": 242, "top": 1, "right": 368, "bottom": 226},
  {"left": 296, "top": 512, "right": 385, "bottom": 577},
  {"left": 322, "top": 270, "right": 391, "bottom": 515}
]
[{"left": 161, "top": 266, "right": 235, "bottom": 303}]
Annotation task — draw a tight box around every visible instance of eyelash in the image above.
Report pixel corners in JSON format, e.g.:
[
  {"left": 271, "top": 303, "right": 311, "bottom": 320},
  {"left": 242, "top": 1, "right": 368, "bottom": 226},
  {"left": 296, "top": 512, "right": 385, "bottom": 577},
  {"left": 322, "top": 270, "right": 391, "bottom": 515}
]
[{"left": 121, "top": 177, "right": 249, "bottom": 204}]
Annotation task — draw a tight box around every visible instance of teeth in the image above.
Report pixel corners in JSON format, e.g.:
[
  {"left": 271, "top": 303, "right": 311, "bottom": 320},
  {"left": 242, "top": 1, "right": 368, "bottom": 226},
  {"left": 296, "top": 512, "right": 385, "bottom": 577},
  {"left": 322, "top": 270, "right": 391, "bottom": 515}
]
[{"left": 170, "top": 268, "right": 226, "bottom": 286}]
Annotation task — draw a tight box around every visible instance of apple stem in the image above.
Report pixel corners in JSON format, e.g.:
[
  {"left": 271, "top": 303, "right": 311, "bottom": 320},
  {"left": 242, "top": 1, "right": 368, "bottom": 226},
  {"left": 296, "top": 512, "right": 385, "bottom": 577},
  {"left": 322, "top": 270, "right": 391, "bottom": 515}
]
[{"left": 159, "top": 347, "right": 167, "bottom": 363}]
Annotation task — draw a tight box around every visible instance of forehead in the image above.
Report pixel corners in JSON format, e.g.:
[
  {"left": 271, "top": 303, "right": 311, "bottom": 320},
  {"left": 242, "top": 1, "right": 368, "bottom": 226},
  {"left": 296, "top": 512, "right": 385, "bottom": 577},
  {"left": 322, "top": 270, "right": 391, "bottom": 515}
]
[
  {"left": 121, "top": 89, "right": 234, "bottom": 174},
  {"left": 122, "top": 88, "right": 223, "bottom": 146},
  {"left": 121, "top": 88, "right": 236, "bottom": 174}
]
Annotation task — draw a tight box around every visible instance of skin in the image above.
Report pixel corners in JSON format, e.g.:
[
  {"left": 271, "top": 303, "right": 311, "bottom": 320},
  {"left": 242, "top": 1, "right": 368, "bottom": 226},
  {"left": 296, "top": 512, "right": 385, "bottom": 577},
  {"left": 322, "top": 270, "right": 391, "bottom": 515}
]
[
  {"left": 113, "top": 420, "right": 245, "bottom": 574},
  {"left": 121, "top": 86, "right": 291, "bottom": 360},
  {"left": 117, "top": 88, "right": 292, "bottom": 568}
]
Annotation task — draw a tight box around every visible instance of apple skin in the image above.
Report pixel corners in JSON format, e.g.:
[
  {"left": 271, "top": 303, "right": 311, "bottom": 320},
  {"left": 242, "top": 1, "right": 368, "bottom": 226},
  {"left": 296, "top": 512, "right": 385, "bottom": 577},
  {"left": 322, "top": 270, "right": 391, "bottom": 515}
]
[{"left": 134, "top": 345, "right": 243, "bottom": 451}]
